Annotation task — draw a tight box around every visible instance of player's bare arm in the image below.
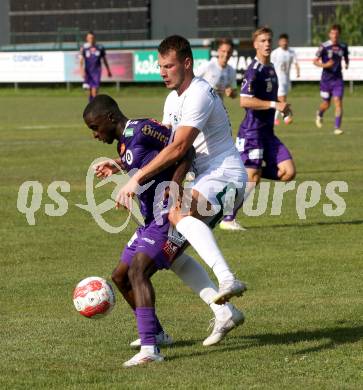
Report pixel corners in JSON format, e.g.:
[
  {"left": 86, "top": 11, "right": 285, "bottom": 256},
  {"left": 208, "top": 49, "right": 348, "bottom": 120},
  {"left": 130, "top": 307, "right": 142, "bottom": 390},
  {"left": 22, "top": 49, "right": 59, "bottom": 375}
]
[
  {"left": 240, "top": 96, "right": 290, "bottom": 115},
  {"left": 115, "top": 126, "right": 199, "bottom": 209},
  {"left": 79, "top": 55, "right": 85, "bottom": 79},
  {"left": 295, "top": 62, "right": 301, "bottom": 78},
  {"left": 313, "top": 58, "right": 334, "bottom": 69},
  {"left": 138, "top": 126, "right": 198, "bottom": 183},
  {"left": 103, "top": 56, "right": 112, "bottom": 77},
  {"left": 93, "top": 158, "right": 123, "bottom": 178},
  {"left": 344, "top": 57, "right": 349, "bottom": 69},
  {"left": 171, "top": 146, "right": 195, "bottom": 188}
]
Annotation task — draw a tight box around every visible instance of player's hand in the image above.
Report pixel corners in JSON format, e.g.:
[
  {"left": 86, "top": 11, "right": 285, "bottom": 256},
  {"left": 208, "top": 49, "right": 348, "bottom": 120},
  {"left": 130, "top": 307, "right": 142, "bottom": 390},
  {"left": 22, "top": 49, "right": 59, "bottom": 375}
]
[
  {"left": 225, "top": 87, "right": 233, "bottom": 97},
  {"left": 107, "top": 70, "right": 112, "bottom": 78},
  {"left": 276, "top": 102, "right": 291, "bottom": 116},
  {"left": 324, "top": 59, "right": 334, "bottom": 69},
  {"left": 93, "top": 160, "right": 120, "bottom": 178},
  {"left": 115, "top": 175, "right": 140, "bottom": 210}
]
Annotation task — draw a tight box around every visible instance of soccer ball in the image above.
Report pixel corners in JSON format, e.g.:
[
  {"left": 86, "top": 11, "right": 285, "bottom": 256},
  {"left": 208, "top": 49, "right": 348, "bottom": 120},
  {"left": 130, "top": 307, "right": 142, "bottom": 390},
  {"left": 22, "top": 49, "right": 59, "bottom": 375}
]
[{"left": 73, "top": 276, "right": 115, "bottom": 319}]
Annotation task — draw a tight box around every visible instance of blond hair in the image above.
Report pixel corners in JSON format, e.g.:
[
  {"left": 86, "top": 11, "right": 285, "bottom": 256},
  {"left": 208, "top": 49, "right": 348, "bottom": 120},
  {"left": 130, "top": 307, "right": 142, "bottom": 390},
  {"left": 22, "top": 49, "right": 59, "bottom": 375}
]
[{"left": 252, "top": 26, "right": 273, "bottom": 42}]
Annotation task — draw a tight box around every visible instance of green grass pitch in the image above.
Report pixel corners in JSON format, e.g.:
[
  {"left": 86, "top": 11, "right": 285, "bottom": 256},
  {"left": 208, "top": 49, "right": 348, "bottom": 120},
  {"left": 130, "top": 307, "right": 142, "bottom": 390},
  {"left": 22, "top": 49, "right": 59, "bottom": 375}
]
[{"left": 0, "top": 85, "right": 362, "bottom": 389}]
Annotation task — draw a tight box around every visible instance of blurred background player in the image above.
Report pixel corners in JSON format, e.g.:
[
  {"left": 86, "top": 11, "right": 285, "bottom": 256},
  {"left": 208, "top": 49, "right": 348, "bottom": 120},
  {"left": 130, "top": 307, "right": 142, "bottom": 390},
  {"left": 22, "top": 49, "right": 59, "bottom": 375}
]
[
  {"left": 313, "top": 24, "right": 349, "bottom": 135},
  {"left": 79, "top": 31, "right": 112, "bottom": 102},
  {"left": 271, "top": 33, "right": 300, "bottom": 125},
  {"left": 195, "top": 38, "right": 237, "bottom": 100},
  {"left": 220, "top": 27, "right": 296, "bottom": 231}
]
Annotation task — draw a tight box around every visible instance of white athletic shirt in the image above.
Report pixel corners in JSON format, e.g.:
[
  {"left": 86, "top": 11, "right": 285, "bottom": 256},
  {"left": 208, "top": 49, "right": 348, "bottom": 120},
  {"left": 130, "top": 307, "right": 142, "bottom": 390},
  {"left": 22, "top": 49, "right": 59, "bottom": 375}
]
[
  {"left": 162, "top": 77, "right": 241, "bottom": 175},
  {"left": 271, "top": 47, "right": 297, "bottom": 83},
  {"left": 195, "top": 57, "right": 237, "bottom": 96}
]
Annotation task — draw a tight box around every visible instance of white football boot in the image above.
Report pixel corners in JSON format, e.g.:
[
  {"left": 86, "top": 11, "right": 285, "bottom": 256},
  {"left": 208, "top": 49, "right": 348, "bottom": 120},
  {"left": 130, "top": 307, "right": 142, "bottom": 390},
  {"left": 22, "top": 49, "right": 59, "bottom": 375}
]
[
  {"left": 123, "top": 346, "right": 164, "bottom": 368},
  {"left": 213, "top": 279, "right": 247, "bottom": 305},
  {"left": 219, "top": 219, "right": 246, "bottom": 231},
  {"left": 203, "top": 306, "right": 245, "bottom": 346},
  {"left": 315, "top": 112, "right": 323, "bottom": 128},
  {"left": 130, "top": 331, "right": 173, "bottom": 348},
  {"left": 334, "top": 128, "right": 344, "bottom": 135}
]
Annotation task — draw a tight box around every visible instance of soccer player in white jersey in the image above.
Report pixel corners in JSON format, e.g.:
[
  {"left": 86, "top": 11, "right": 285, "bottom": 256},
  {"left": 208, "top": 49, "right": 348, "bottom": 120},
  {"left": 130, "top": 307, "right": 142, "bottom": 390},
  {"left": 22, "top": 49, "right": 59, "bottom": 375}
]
[
  {"left": 116, "top": 35, "right": 247, "bottom": 309},
  {"left": 195, "top": 38, "right": 237, "bottom": 100},
  {"left": 271, "top": 33, "right": 300, "bottom": 125}
]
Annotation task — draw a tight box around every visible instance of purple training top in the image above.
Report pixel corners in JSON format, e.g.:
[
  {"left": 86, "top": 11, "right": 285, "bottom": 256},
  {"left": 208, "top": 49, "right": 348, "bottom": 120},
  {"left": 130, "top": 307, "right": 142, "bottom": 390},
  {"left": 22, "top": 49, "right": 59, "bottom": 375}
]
[
  {"left": 80, "top": 43, "right": 105, "bottom": 88},
  {"left": 118, "top": 118, "right": 174, "bottom": 225},
  {"left": 239, "top": 58, "right": 278, "bottom": 132},
  {"left": 316, "top": 40, "right": 349, "bottom": 83}
]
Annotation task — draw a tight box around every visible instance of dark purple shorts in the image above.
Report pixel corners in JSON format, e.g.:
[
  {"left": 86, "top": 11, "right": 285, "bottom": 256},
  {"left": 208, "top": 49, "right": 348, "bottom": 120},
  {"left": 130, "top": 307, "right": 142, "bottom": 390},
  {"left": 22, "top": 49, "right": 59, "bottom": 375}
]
[
  {"left": 121, "top": 221, "right": 172, "bottom": 270},
  {"left": 85, "top": 72, "right": 101, "bottom": 89},
  {"left": 320, "top": 78, "right": 344, "bottom": 100},
  {"left": 236, "top": 127, "right": 292, "bottom": 170}
]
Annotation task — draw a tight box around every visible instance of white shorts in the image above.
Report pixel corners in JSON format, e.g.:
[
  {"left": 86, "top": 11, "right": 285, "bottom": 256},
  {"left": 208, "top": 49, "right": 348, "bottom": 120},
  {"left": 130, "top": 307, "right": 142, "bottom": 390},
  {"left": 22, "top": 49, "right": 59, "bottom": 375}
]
[
  {"left": 278, "top": 82, "right": 291, "bottom": 97},
  {"left": 191, "top": 155, "right": 247, "bottom": 226}
]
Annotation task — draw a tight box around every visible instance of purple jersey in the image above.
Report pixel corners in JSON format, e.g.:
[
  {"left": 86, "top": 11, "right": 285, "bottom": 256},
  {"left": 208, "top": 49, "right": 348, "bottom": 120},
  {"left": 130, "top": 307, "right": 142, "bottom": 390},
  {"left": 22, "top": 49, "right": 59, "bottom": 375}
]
[
  {"left": 118, "top": 118, "right": 173, "bottom": 225},
  {"left": 239, "top": 58, "right": 278, "bottom": 132},
  {"left": 316, "top": 40, "right": 349, "bottom": 82},
  {"left": 236, "top": 58, "right": 292, "bottom": 172},
  {"left": 80, "top": 43, "right": 105, "bottom": 87}
]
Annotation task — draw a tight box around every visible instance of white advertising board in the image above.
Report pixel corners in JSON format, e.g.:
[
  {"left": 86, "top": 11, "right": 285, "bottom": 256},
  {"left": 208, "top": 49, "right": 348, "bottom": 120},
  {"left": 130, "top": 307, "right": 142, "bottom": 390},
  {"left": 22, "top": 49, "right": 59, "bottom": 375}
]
[
  {"left": 0, "top": 52, "right": 65, "bottom": 82},
  {"left": 0, "top": 47, "right": 362, "bottom": 82},
  {"left": 288, "top": 46, "right": 363, "bottom": 81}
]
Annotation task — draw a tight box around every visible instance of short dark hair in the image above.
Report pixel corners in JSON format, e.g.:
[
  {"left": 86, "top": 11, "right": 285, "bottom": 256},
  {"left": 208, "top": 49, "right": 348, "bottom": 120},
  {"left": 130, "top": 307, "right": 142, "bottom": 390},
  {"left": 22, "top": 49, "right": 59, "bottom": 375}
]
[
  {"left": 83, "top": 94, "right": 120, "bottom": 119},
  {"left": 330, "top": 24, "right": 341, "bottom": 33},
  {"left": 279, "top": 33, "right": 289, "bottom": 40},
  {"left": 217, "top": 38, "right": 234, "bottom": 50},
  {"left": 158, "top": 35, "right": 193, "bottom": 64},
  {"left": 252, "top": 26, "right": 273, "bottom": 42}
]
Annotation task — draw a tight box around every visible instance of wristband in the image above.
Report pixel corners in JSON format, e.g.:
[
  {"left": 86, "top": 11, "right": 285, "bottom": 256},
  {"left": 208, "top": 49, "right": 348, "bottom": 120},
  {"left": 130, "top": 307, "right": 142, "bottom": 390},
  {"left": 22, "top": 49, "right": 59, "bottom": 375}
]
[{"left": 270, "top": 101, "right": 277, "bottom": 108}]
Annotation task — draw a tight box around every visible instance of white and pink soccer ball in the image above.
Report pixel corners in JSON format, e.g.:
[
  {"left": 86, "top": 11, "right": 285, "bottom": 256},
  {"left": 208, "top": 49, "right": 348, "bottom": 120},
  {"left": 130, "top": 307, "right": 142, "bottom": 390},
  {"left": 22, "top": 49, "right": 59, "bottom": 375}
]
[{"left": 73, "top": 276, "right": 115, "bottom": 319}]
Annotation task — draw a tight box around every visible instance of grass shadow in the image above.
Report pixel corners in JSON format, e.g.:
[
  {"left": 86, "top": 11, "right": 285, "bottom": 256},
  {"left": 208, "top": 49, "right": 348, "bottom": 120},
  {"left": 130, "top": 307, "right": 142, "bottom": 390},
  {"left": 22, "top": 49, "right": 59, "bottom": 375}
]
[
  {"left": 167, "top": 324, "right": 362, "bottom": 361},
  {"left": 248, "top": 219, "right": 363, "bottom": 230},
  {"left": 238, "top": 324, "right": 363, "bottom": 354}
]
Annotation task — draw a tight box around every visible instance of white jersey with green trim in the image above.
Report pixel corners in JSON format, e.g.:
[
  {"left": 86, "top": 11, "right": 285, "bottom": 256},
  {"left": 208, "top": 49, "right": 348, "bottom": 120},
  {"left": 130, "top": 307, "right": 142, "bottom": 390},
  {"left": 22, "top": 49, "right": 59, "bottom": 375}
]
[
  {"left": 162, "top": 77, "right": 242, "bottom": 175},
  {"left": 271, "top": 47, "right": 297, "bottom": 83},
  {"left": 195, "top": 58, "right": 237, "bottom": 95}
]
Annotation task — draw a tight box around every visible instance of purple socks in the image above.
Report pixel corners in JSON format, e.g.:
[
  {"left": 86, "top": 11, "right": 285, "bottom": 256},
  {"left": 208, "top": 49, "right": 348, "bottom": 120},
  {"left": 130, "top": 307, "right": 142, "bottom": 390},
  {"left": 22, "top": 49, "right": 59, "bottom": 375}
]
[
  {"left": 135, "top": 307, "right": 161, "bottom": 346},
  {"left": 335, "top": 114, "right": 342, "bottom": 129},
  {"left": 223, "top": 213, "right": 236, "bottom": 222}
]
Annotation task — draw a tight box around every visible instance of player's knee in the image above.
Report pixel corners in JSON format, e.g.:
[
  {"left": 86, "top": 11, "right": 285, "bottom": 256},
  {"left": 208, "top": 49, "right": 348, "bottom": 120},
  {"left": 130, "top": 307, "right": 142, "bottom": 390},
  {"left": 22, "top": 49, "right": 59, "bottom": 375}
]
[
  {"left": 111, "top": 267, "right": 127, "bottom": 290},
  {"left": 128, "top": 259, "right": 147, "bottom": 285}
]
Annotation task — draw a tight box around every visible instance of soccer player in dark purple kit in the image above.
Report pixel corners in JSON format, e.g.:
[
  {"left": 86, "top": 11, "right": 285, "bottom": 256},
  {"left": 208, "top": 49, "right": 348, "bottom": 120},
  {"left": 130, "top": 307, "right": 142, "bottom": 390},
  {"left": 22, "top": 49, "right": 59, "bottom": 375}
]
[
  {"left": 83, "top": 95, "right": 244, "bottom": 367},
  {"left": 80, "top": 31, "right": 112, "bottom": 102},
  {"left": 314, "top": 24, "right": 349, "bottom": 135},
  {"left": 221, "top": 27, "right": 296, "bottom": 230}
]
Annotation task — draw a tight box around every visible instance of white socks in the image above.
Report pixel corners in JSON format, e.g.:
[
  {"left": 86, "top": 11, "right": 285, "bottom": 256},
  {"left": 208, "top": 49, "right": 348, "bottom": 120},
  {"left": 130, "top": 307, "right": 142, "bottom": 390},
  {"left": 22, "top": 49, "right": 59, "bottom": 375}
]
[
  {"left": 275, "top": 109, "right": 280, "bottom": 121},
  {"left": 141, "top": 345, "right": 157, "bottom": 354},
  {"left": 176, "top": 216, "right": 234, "bottom": 284},
  {"left": 171, "top": 253, "right": 233, "bottom": 321}
]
